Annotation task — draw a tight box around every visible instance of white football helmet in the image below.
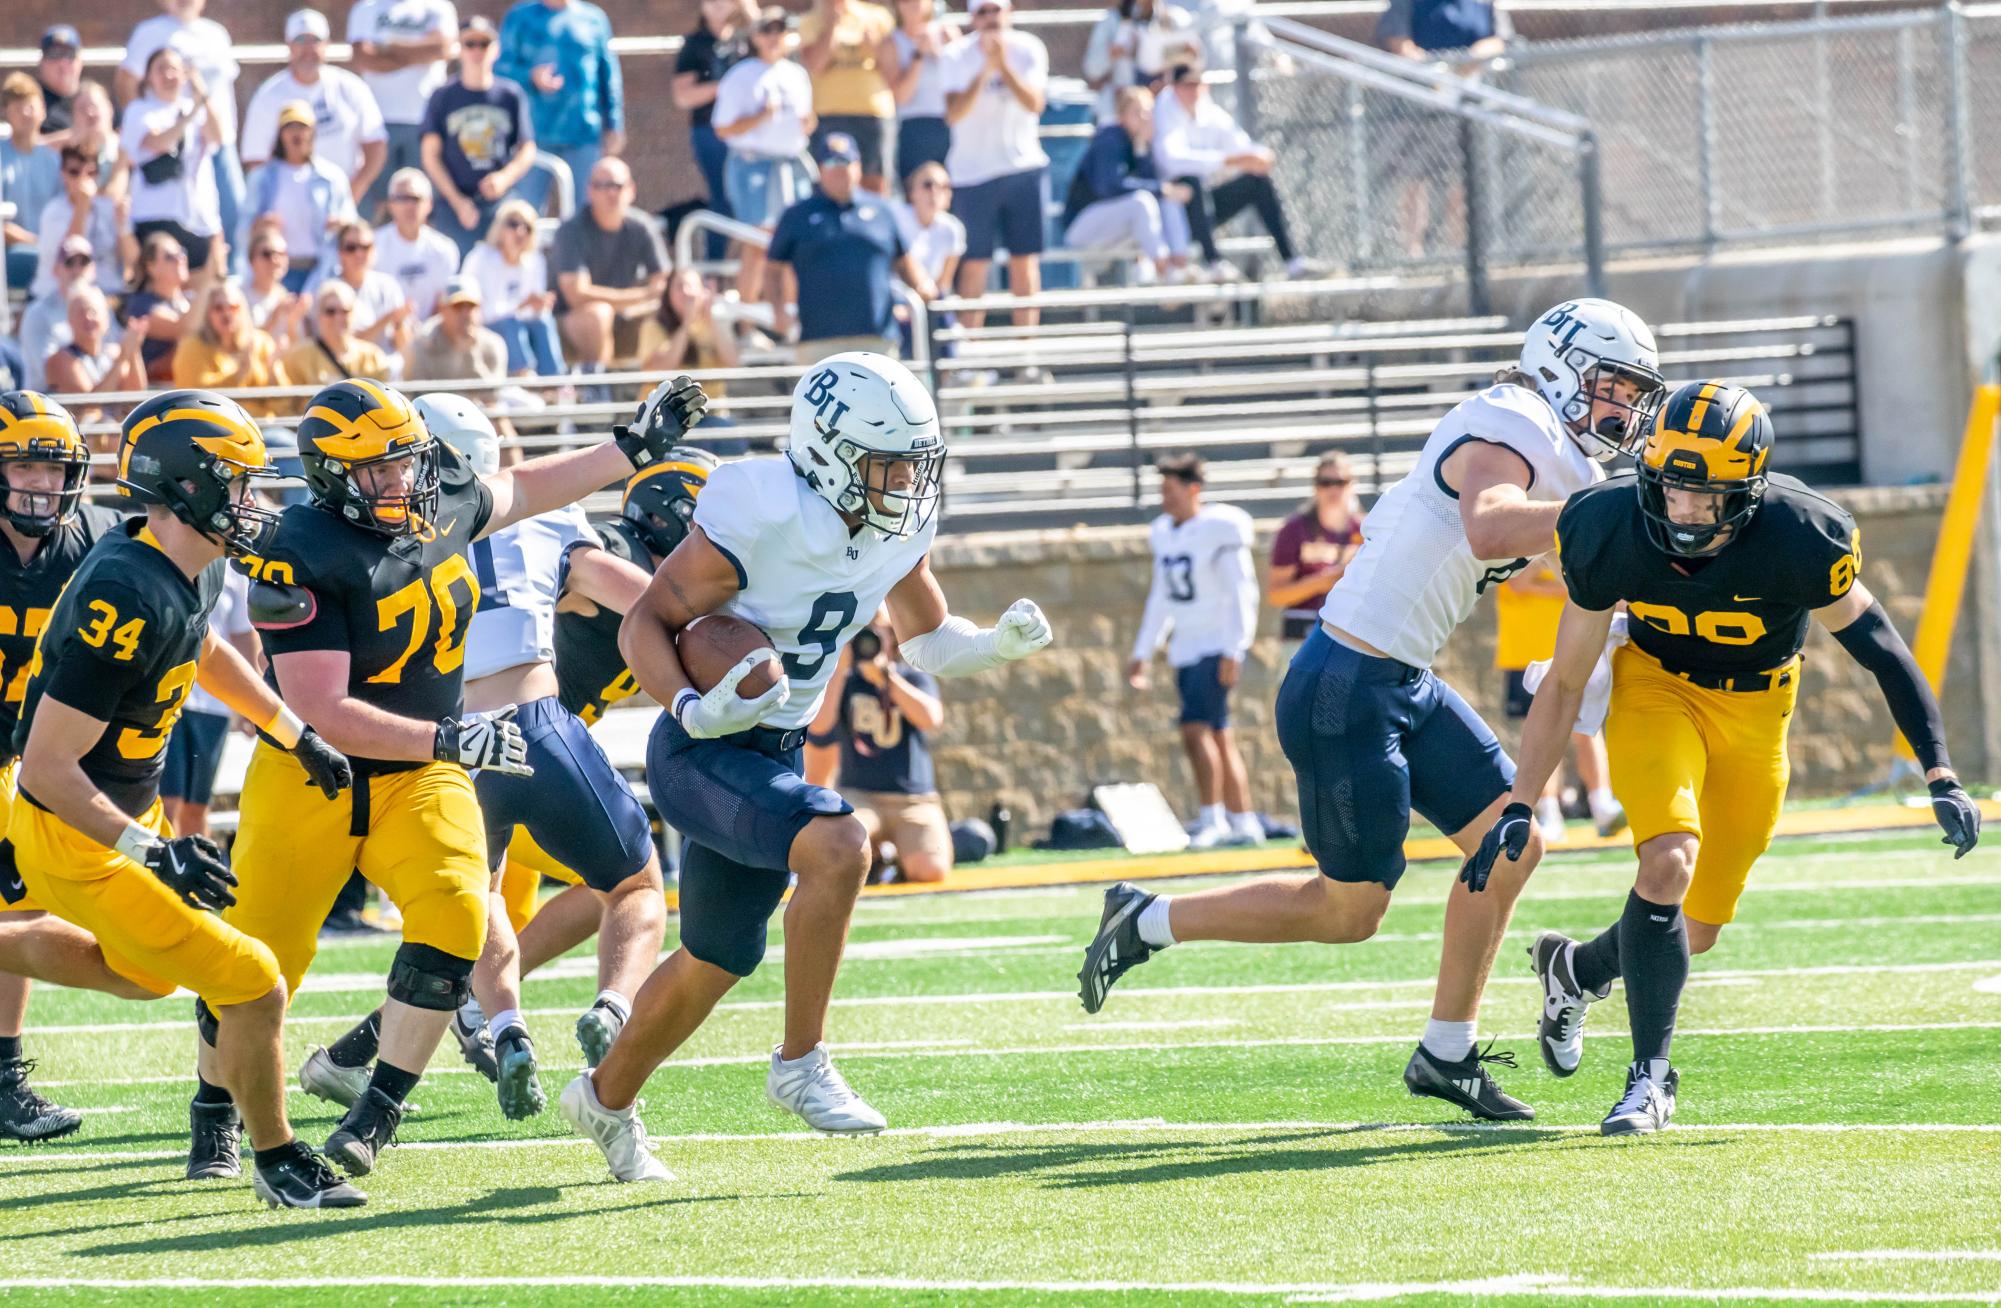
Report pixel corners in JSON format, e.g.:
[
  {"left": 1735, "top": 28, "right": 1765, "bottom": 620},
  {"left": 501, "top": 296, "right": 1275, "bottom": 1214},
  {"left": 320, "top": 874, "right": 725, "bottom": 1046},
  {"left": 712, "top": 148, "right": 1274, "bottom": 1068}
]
[
  {"left": 786, "top": 352, "right": 945, "bottom": 538},
  {"left": 1518, "top": 298, "right": 1665, "bottom": 460},
  {"left": 412, "top": 392, "right": 500, "bottom": 476}
]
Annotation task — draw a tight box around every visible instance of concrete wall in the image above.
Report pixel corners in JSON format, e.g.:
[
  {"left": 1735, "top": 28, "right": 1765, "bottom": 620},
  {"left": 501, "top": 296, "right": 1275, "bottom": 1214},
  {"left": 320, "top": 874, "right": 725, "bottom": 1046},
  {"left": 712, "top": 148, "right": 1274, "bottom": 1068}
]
[{"left": 924, "top": 483, "right": 1990, "bottom": 834}]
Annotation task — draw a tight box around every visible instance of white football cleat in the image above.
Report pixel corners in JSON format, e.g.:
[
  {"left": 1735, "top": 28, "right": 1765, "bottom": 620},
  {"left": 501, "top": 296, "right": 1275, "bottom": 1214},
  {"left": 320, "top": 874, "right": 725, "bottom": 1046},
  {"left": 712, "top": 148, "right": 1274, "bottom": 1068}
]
[
  {"left": 767, "top": 1043, "right": 886, "bottom": 1134},
  {"left": 1186, "top": 823, "right": 1232, "bottom": 850},
  {"left": 559, "top": 1073, "right": 673, "bottom": 1183},
  {"left": 299, "top": 1047, "right": 368, "bottom": 1109}
]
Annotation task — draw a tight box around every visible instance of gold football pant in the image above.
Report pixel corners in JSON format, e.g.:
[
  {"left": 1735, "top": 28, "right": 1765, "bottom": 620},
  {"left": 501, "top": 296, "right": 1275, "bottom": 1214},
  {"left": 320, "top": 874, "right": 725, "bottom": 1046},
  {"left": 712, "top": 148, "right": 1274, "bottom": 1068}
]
[
  {"left": 1605, "top": 643, "right": 1799, "bottom": 927},
  {"left": 500, "top": 829, "right": 584, "bottom": 932},
  {"left": 227, "top": 745, "right": 489, "bottom": 993},
  {"left": 12, "top": 797, "right": 280, "bottom": 1006}
]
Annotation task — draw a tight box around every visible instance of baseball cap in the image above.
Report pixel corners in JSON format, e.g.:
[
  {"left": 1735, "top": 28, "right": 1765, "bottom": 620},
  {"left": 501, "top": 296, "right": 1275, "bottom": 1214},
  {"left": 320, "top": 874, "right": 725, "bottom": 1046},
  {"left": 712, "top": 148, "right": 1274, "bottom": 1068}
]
[
  {"left": 276, "top": 100, "right": 315, "bottom": 130},
  {"left": 285, "top": 9, "right": 331, "bottom": 42},
  {"left": 41, "top": 25, "right": 81, "bottom": 54},
  {"left": 58, "top": 235, "right": 94, "bottom": 261},
  {"left": 970, "top": 0, "right": 1011, "bottom": 13},
  {"left": 461, "top": 15, "right": 497, "bottom": 36},
  {"left": 756, "top": 6, "right": 796, "bottom": 30},
  {"left": 441, "top": 275, "right": 482, "bottom": 307},
  {"left": 815, "top": 132, "right": 861, "bottom": 166}
]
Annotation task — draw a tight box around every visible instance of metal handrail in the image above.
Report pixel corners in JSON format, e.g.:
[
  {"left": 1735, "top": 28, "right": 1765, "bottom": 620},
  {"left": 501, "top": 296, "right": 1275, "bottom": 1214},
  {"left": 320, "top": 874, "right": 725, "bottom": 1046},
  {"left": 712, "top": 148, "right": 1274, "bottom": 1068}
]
[{"left": 1500, "top": 5, "right": 1947, "bottom": 62}]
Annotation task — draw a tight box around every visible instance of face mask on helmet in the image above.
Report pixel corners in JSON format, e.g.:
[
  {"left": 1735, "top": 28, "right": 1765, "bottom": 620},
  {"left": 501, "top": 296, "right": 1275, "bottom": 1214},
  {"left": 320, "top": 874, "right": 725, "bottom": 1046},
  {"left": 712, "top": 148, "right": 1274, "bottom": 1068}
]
[
  {"left": 1566, "top": 357, "right": 1666, "bottom": 461},
  {"left": 323, "top": 443, "right": 443, "bottom": 535},
  {"left": 849, "top": 444, "right": 944, "bottom": 538},
  {"left": 1638, "top": 461, "right": 1763, "bottom": 558},
  {"left": 199, "top": 463, "right": 286, "bottom": 557},
  {"left": 0, "top": 457, "right": 88, "bottom": 537}
]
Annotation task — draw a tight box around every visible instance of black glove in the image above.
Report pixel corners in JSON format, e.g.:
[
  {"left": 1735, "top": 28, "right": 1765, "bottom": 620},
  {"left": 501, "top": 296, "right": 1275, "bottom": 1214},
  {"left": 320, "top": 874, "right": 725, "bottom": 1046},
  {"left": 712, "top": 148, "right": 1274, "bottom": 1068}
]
[
  {"left": 145, "top": 835, "right": 238, "bottom": 913},
  {"left": 1930, "top": 778, "right": 1980, "bottom": 859},
  {"left": 615, "top": 375, "right": 710, "bottom": 471},
  {"left": 291, "top": 726, "right": 353, "bottom": 800},
  {"left": 1459, "top": 801, "right": 1535, "bottom": 893}
]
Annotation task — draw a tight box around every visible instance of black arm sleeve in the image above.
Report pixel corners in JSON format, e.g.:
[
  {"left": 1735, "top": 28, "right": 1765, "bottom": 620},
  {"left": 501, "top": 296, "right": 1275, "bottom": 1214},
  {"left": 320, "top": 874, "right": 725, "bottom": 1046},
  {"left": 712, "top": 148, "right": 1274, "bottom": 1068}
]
[{"left": 1831, "top": 602, "right": 1951, "bottom": 773}]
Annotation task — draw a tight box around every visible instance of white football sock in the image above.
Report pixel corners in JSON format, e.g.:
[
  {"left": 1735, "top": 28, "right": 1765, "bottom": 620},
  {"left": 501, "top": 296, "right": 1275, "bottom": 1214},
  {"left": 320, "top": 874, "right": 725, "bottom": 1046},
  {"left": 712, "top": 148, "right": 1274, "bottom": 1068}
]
[
  {"left": 1589, "top": 788, "right": 1620, "bottom": 823},
  {"left": 489, "top": 1008, "right": 525, "bottom": 1039},
  {"left": 1535, "top": 796, "right": 1565, "bottom": 833},
  {"left": 1198, "top": 803, "right": 1226, "bottom": 830},
  {"left": 1422, "top": 1018, "right": 1477, "bottom": 1063},
  {"left": 594, "top": 990, "right": 631, "bottom": 1022},
  {"left": 1137, "top": 896, "right": 1177, "bottom": 949},
  {"left": 1229, "top": 811, "right": 1263, "bottom": 840}
]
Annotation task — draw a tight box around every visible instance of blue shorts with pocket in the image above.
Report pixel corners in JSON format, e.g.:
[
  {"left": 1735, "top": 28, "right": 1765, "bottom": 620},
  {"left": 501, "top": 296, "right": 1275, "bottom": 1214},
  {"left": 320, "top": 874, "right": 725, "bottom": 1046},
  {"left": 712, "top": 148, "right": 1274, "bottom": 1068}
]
[
  {"left": 724, "top": 152, "right": 814, "bottom": 228},
  {"left": 1276, "top": 626, "right": 1513, "bottom": 889},
  {"left": 476, "top": 696, "right": 655, "bottom": 889},
  {"left": 1175, "top": 655, "right": 1233, "bottom": 729},
  {"left": 957, "top": 166, "right": 1049, "bottom": 260},
  {"left": 645, "top": 713, "right": 854, "bottom": 977}
]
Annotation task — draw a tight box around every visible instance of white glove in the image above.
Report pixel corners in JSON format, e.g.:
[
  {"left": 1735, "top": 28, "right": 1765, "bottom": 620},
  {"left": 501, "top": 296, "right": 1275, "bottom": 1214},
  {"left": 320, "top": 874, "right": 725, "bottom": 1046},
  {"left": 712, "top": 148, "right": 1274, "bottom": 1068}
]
[
  {"left": 676, "top": 650, "right": 792, "bottom": 739},
  {"left": 992, "top": 598, "right": 1053, "bottom": 661},
  {"left": 435, "top": 706, "right": 533, "bottom": 777}
]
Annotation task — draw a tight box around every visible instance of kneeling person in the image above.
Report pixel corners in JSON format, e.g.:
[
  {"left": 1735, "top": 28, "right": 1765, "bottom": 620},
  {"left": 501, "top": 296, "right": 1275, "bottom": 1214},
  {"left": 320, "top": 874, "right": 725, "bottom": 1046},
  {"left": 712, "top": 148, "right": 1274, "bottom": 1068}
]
[{"left": 13, "top": 391, "right": 362, "bottom": 1208}]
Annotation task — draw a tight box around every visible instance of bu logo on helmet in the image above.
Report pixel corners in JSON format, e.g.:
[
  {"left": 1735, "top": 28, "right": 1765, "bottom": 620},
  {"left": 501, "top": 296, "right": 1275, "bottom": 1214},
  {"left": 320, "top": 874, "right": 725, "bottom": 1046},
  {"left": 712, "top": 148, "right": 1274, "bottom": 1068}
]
[
  {"left": 803, "top": 369, "right": 852, "bottom": 430},
  {"left": 1539, "top": 302, "right": 1590, "bottom": 350}
]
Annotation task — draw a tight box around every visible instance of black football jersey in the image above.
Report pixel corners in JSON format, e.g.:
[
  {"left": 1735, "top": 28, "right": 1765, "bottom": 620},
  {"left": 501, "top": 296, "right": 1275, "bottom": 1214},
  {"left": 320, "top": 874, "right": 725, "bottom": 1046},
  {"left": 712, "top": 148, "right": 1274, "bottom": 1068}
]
[
  {"left": 554, "top": 515, "right": 651, "bottom": 725},
  {"left": 14, "top": 522, "right": 226, "bottom": 817},
  {"left": 0, "top": 504, "right": 127, "bottom": 756},
  {"left": 248, "top": 443, "right": 494, "bottom": 770},
  {"left": 1555, "top": 472, "right": 1860, "bottom": 678}
]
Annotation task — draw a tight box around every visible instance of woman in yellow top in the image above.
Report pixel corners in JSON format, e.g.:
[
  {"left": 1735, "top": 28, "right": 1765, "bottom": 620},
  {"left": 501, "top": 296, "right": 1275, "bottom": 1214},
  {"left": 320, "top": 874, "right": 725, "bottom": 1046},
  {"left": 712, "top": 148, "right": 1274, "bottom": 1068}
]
[
  {"left": 172, "top": 281, "right": 287, "bottom": 416},
  {"left": 799, "top": 0, "right": 899, "bottom": 193},
  {"left": 278, "top": 279, "right": 391, "bottom": 388},
  {"left": 1495, "top": 558, "right": 1622, "bottom": 843}
]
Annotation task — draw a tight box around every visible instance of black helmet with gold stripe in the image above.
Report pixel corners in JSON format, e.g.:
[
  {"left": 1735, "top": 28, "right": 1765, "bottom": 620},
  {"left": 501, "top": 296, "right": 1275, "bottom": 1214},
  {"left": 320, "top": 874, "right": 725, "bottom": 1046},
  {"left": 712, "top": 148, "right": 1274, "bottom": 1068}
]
[
  {"left": 1637, "top": 379, "right": 1774, "bottom": 558},
  {"left": 621, "top": 446, "right": 716, "bottom": 559},
  {"left": 0, "top": 390, "right": 91, "bottom": 537},
  {"left": 295, "top": 378, "right": 440, "bottom": 536},
  {"left": 118, "top": 389, "right": 282, "bottom": 557}
]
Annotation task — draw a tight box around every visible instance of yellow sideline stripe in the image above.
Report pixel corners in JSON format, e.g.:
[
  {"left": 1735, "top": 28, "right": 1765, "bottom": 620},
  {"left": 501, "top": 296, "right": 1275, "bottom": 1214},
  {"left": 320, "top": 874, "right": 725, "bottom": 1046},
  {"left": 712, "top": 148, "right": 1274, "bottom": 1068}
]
[
  {"left": 1900, "top": 383, "right": 2000, "bottom": 759},
  {"left": 642, "top": 800, "right": 2001, "bottom": 912}
]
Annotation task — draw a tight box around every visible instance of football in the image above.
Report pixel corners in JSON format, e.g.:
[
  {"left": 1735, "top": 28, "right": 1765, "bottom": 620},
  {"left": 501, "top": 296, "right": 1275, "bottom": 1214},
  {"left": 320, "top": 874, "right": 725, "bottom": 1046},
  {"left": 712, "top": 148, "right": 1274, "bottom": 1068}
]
[{"left": 676, "top": 614, "right": 781, "bottom": 699}]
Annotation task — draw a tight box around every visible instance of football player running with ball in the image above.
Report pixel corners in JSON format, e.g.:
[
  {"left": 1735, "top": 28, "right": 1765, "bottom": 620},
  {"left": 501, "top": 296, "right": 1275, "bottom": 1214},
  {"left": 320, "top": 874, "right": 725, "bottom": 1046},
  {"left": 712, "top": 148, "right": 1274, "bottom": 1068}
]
[
  {"left": 1463, "top": 380, "right": 1978, "bottom": 1135},
  {"left": 1079, "top": 299, "right": 1666, "bottom": 1123},
  {"left": 215, "top": 375, "right": 714, "bottom": 1180},
  {"left": 562, "top": 353, "right": 1054, "bottom": 1182},
  {"left": 10, "top": 391, "right": 364, "bottom": 1208}
]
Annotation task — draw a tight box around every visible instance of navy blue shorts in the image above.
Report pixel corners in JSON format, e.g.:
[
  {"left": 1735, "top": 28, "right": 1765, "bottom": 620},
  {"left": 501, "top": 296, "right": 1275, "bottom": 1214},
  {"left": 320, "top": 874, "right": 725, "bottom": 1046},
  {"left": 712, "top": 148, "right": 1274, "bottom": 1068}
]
[
  {"left": 161, "top": 710, "right": 232, "bottom": 805},
  {"left": 957, "top": 167, "right": 1049, "bottom": 260},
  {"left": 1276, "top": 627, "right": 1514, "bottom": 889},
  {"left": 645, "top": 713, "right": 854, "bottom": 977},
  {"left": 476, "top": 696, "right": 656, "bottom": 890},
  {"left": 1175, "top": 655, "right": 1233, "bottom": 729}
]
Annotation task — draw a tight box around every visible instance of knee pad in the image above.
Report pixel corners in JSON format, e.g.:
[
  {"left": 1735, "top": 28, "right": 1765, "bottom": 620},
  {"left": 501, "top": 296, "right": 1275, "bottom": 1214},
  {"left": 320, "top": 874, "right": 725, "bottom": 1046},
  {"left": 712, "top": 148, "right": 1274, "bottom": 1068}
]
[
  {"left": 386, "top": 941, "right": 474, "bottom": 1012},
  {"left": 194, "top": 997, "right": 219, "bottom": 1047},
  {"left": 677, "top": 843, "right": 789, "bottom": 979}
]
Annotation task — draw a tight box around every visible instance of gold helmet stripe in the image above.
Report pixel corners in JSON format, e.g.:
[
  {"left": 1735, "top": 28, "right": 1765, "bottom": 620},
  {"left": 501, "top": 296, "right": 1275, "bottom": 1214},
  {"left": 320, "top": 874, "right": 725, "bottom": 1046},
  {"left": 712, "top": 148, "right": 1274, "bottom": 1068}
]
[
  {"left": 303, "top": 390, "right": 428, "bottom": 462},
  {"left": 127, "top": 407, "right": 269, "bottom": 469},
  {"left": 625, "top": 461, "right": 712, "bottom": 497},
  {"left": 0, "top": 394, "right": 86, "bottom": 460}
]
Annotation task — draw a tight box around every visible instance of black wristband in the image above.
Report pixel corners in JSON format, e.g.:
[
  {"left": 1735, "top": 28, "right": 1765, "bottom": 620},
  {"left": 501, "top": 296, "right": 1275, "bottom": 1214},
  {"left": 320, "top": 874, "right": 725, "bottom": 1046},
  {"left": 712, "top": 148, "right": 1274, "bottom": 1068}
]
[{"left": 1930, "top": 778, "right": 1965, "bottom": 798}]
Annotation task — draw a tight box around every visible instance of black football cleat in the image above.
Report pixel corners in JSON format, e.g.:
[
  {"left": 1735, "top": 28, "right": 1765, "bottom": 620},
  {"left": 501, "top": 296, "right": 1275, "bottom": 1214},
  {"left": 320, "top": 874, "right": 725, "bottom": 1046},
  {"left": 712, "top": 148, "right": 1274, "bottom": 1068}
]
[
  {"left": 1078, "top": 882, "right": 1157, "bottom": 1014},
  {"left": 1403, "top": 1041, "right": 1535, "bottom": 1122},
  {"left": 1602, "top": 1062, "right": 1678, "bottom": 1136},
  {"left": 0, "top": 1058, "right": 82, "bottom": 1142},
  {"left": 494, "top": 1027, "right": 546, "bottom": 1120},
  {"left": 325, "top": 1086, "right": 403, "bottom": 1177},
  {"left": 452, "top": 1009, "right": 499, "bottom": 1083},
  {"left": 187, "top": 1099, "right": 243, "bottom": 1179},
  {"left": 1529, "top": 930, "right": 1609, "bottom": 1079},
  {"left": 252, "top": 1143, "right": 368, "bottom": 1209}
]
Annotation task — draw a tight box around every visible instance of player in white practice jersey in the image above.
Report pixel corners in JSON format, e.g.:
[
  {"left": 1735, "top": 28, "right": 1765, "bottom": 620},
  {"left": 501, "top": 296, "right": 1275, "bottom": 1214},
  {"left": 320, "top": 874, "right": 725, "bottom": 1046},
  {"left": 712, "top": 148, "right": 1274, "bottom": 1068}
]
[
  {"left": 560, "top": 354, "right": 1055, "bottom": 1181},
  {"left": 1080, "top": 298, "right": 1667, "bottom": 1121},
  {"left": 1127, "top": 453, "right": 1262, "bottom": 848}
]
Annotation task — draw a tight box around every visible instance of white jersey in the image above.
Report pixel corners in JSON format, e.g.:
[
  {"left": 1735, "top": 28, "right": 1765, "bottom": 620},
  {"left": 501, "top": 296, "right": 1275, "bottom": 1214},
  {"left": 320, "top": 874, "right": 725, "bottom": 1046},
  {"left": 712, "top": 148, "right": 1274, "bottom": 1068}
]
[
  {"left": 1320, "top": 383, "right": 1603, "bottom": 669},
  {"left": 465, "top": 505, "right": 593, "bottom": 681},
  {"left": 1130, "top": 503, "right": 1258, "bottom": 668},
  {"left": 695, "top": 457, "right": 936, "bottom": 731}
]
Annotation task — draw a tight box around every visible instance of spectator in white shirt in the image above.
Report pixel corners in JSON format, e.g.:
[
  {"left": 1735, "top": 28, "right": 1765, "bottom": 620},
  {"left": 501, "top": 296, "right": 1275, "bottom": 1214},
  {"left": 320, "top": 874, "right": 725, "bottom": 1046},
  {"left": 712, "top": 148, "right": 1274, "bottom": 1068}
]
[
  {"left": 887, "top": 0, "right": 960, "bottom": 187},
  {"left": 941, "top": 0, "right": 1049, "bottom": 331},
  {"left": 348, "top": 0, "right": 461, "bottom": 218},
  {"left": 244, "top": 228, "right": 309, "bottom": 351},
  {"left": 33, "top": 147, "right": 136, "bottom": 298},
  {"left": 714, "top": 8, "right": 817, "bottom": 306},
  {"left": 1082, "top": 0, "right": 1197, "bottom": 125},
  {"left": 315, "top": 218, "right": 413, "bottom": 357},
  {"left": 119, "top": 46, "right": 227, "bottom": 276},
  {"left": 375, "top": 169, "right": 462, "bottom": 319},
  {"left": 893, "top": 161, "right": 963, "bottom": 355},
  {"left": 240, "top": 10, "right": 390, "bottom": 206},
  {"left": 462, "top": 197, "right": 564, "bottom": 376},
  {"left": 117, "top": 0, "right": 246, "bottom": 262},
  {"left": 240, "top": 100, "right": 357, "bottom": 289},
  {"left": 1153, "top": 61, "right": 1323, "bottom": 281},
  {"left": 17, "top": 236, "right": 115, "bottom": 392}
]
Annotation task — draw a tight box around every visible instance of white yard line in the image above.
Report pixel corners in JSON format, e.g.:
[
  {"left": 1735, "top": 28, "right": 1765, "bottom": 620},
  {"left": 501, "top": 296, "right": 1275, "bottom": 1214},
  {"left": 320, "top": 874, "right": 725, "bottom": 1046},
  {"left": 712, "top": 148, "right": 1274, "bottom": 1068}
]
[{"left": 1811, "top": 1252, "right": 2001, "bottom": 1263}]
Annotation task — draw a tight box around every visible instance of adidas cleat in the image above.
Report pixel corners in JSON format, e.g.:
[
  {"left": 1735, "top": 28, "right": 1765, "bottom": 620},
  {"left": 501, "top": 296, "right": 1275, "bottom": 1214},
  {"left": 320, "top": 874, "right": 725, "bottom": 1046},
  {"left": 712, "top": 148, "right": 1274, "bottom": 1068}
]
[
  {"left": 576, "top": 1002, "right": 624, "bottom": 1069},
  {"left": 1602, "top": 1063, "right": 1678, "bottom": 1136},
  {"left": 325, "top": 1086, "right": 403, "bottom": 1177},
  {"left": 1403, "top": 1041, "right": 1534, "bottom": 1122},
  {"left": 252, "top": 1144, "right": 367, "bottom": 1209},
  {"left": 1529, "top": 931, "right": 1609, "bottom": 1078},
  {"left": 494, "top": 1027, "right": 546, "bottom": 1120},
  {"left": 0, "top": 1058, "right": 81, "bottom": 1142},
  {"left": 186, "top": 1099, "right": 243, "bottom": 1179},
  {"left": 1077, "top": 881, "right": 1156, "bottom": 1014},
  {"left": 560, "top": 1073, "right": 672, "bottom": 1182},
  {"left": 767, "top": 1043, "right": 886, "bottom": 1134}
]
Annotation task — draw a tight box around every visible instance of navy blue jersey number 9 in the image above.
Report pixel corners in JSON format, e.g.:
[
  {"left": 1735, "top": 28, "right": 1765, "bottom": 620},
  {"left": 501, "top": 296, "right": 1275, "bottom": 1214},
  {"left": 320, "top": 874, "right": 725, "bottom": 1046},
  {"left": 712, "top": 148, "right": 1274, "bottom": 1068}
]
[{"left": 785, "top": 590, "right": 859, "bottom": 679}]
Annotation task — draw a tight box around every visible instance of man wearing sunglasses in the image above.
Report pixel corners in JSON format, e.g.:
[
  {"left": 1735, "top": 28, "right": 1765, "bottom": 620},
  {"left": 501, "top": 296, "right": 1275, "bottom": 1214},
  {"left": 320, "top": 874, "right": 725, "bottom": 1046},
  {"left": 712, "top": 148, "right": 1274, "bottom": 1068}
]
[
  {"left": 421, "top": 15, "right": 539, "bottom": 256},
  {"left": 33, "top": 27, "right": 85, "bottom": 146}
]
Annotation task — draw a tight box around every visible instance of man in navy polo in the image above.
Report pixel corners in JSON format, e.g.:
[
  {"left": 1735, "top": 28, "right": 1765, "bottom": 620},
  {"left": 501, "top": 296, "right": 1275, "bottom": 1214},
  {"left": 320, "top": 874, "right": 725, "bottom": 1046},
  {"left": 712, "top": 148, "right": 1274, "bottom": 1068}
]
[{"left": 768, "top": 131, "right": 937, "bottom": 365}]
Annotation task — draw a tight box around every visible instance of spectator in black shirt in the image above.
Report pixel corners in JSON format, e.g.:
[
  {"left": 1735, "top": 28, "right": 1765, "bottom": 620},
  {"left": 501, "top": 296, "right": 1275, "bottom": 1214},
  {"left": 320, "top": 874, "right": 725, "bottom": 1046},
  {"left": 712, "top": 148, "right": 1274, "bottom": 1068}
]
[
  {"left": 421, "top": 16, "right": 539, "bottom": 256},
  {"left": 675, "top": 0, "right": 758, "bottom": 249},
  {"left": 34, "top": 26, "right": 84, "bottom": 145}
]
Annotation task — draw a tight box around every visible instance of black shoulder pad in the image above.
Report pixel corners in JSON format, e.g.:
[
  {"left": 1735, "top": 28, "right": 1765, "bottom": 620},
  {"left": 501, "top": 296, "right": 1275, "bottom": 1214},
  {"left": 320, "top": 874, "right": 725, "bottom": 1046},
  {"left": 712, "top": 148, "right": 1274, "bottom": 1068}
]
[{"left": 249, "top": 581, "right": 319, "bottom": 631}]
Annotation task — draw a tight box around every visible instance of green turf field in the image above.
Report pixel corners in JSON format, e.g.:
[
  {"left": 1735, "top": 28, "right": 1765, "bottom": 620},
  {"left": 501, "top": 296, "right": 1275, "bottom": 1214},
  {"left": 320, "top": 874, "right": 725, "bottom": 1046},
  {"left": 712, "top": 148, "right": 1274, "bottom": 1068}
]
[{"left": 2, "top": 828, "right": 1998, "bottom": 1307}]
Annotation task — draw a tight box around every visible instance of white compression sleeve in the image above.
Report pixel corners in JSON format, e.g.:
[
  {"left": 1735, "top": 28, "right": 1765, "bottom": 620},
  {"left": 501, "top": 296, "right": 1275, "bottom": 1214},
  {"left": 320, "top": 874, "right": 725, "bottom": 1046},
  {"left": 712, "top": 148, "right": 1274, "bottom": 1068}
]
[{"left": 898, "top": 614, "right": 1005, "bottom": 678}]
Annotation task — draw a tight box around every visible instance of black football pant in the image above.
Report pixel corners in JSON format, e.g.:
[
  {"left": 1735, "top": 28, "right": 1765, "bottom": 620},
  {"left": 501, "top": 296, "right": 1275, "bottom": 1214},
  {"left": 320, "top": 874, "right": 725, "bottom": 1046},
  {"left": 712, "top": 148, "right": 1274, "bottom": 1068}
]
[{"left": 1175, "top": 173, "right": 1298, "bottom": 265}]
